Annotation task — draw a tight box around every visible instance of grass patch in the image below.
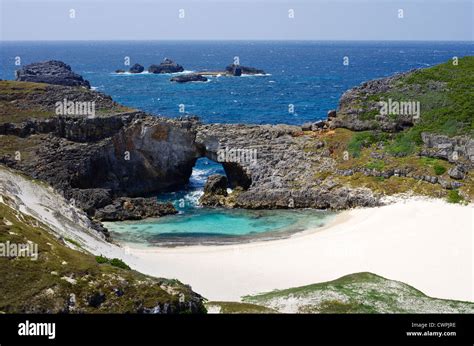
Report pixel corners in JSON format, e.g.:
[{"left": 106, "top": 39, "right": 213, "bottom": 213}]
[
  {"left": 95, "top": 255, "right": 131, "bottom": 270},
  {"left": 447, "top": 190, "right": 464, "bottom": 204},
  {"left": 365, "top": 160, "right": 385, "bottom": 171},
  {"left": 347, "top": 131, "right": 388, "bottom": 158},
  {"left": 433, "top": 164, "right": 447, "bottom": 176},
  {"left": 385, "top": 131, "right": 418, "bottom": 156},
  {"left": 65, "top": 237, "right": 82, "bottom": 248}
]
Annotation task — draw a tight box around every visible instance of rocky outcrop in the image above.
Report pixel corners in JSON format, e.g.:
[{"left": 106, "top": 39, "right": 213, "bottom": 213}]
[
  {"left": 170, "top": 73, "right": 208, "bottom": 83},
  {"left": 199, "top": 174, "right": 228, "bottom": 206},
  {"left": 196, "top": 124, "right": 380, "bottom": 209},
  {"left": 149, "top": 59, "right": 184, "bottom": 74},
  {"left": 420, "top": 132, "right": 474, "bottom": 166},
  {"left": 15, "top": 60, "right": 90, "bottom": 88},
  {"left": 1, "top": 79, "right": 201, "bottom": 221},
  {"left": 225, "top": 64, "right": 265, "bottom": 75},
  {"left": 2, "top": 115, "right": 201, "bottom": 204},
  {"left": 328, "top": 71, "right": 422, "bottom": 132},
  {"left": 94, "top": 197, "right": 177, "bottom": 221},
  {"left": 129, "top": 63, "right": 144, "bottom": 73}
]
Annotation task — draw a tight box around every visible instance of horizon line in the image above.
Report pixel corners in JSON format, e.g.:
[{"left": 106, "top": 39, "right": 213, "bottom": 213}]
[{"left": 1, "top": 39, "right": 473, "bottom": 43}]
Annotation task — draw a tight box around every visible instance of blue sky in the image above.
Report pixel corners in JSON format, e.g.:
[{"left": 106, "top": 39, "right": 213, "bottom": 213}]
[{"left": 1, "top": 0, "right": 472, "bottom": 41}]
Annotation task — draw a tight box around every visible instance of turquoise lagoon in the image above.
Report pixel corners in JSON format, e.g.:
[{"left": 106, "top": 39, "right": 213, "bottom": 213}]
[
  {"left": 105, "top": 208, "right": 336, "bottom": 247},
  {"left": 105, "top": 158, "right": 336, "bottom": 246}
]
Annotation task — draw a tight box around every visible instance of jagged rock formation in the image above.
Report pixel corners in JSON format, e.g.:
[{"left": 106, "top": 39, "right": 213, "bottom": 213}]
[
  {"left": 94, "top": 197, "right": 177, "bottom": 221},
  {"left": 170, "top": 73, "right": 208, "bottom": 83},
  {"left": 129, "top": 63, "right": 144, "bottom": 73},
  {"left": 15, "top": 60, "right": 91, "bottom": 88},
  {"left": 420, "top": 133, "right": 474, "bottom": 166},
  {"left": 0, "top": 80, "right": 201, "bottom": 227},
  {"left": 225, "top": 64, "right": 265, "bottom": 75},
  {"left": 199, "top": 174, "right": 228, "bottom": 206},
  {"left": 149, "top": 58, "right": 184, "bottom": 74},
  {"left": 196, "top": 124, "right": 379, "bottom": 209}
]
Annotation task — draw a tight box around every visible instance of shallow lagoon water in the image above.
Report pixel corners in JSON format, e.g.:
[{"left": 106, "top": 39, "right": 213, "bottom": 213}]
[
  {"left": 105, "top": 158, "right": 337, "bottom": 246},
  {"left": 105, "top": 208, "right": 336, "bottom": 246}
]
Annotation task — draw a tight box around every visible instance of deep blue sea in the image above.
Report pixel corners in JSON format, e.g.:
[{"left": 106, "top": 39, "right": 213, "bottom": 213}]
[
  {"left": 1, "top": 41, "right": 472, "bottom": 125},
  {"left": 1, "top": 41, "right": 472, "bottom": 245}
]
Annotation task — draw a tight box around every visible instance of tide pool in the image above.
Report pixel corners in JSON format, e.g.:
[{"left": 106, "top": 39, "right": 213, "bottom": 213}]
[{"left": 104, "top": 208, "right": 336, "bottom": 246}]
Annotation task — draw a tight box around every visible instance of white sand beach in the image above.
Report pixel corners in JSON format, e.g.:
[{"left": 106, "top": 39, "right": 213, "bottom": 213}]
[
  {"left": 2, "top": 167, "right": 471, "bottom": 303},
  {"left": 123, "top": 198, "right": 473, "bottom": 302}
]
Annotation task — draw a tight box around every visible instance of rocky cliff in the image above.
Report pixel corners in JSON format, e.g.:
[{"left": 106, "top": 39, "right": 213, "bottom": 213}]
[
  {"left": 2, "top": 58, "right": 473, "bottom": 222},
  {"left": 0, "top": 77, "right": 201, "bottom": 228}
]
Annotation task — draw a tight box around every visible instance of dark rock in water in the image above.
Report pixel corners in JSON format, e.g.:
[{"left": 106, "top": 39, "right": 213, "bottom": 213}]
[
  {"left": 233, "top": 66, "right": 242, "bottom": 76},
  {"left": 115, "top": 69, "right": 125, "bottom": 73},
  {"left": 225, "top": 64, "right": 265, "bottom": 75},
  {"left": 148, "top": 58, "right": 184, "bottom": 74},
  {"left": 15, "top": 60, "right": 90, "bottom": 88},
  {"left": 129, "top": 63, "right": 144, "bottom": 74},
  {"left": 199, "top": 175, "right": 228, "bottom": 207},
  {"left": 170, "top": 74, "right": 208, "bottom": 83},
  {"left": 204, "top": 174, "right": 228, "bottom": 195},
  {"left": 94, "top": 197, "right": 177, "bottom": 221}
]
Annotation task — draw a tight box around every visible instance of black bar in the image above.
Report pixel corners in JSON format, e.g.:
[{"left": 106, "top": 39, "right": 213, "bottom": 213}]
[{"left": 0, "top": 314, "right": 473, "bottom": 345}]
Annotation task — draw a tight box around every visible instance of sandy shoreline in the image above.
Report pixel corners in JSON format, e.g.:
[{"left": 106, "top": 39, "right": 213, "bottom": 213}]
[
  {"left": 117, "top": 198, "right": 473, "bottom": 302},
  {"left": 8, "top": 165, "right": 470, "bottom": 303}
]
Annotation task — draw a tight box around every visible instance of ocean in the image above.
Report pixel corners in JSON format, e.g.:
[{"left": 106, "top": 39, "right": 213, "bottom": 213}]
[
  {"left": 1, "top": 41, "right": 472, "bottom": 124},
  {"left": 1, "top": 40, "right": 472, "bottom": 244}
]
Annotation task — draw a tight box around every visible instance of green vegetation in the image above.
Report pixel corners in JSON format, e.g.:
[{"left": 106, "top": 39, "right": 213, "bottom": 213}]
[
  {"left": 96, "top": 255, "right": 131, "bottom": 270},
  {"left": 347, "top": 131, "right": 388, "bottom": 157},
  {"left": 311, "top": 59, "right": 474, "bottom": 202},
  {"left": 419, "top": 157, "right": 449, "bottom": 176},
  {"left": 65, "top": 237, "right": 82, "bottom": 248},
  {"left": 433, "top": 164, "right": 447, "bottom": 176},
  {"left": 0, "top": 200, "right": 205, "bottom": 313},
  {"left": 365, "top": 159, "right": 385, "bottom": 171},
  {"left": 385, "top": 131, "right": 418, "bottom": 156},
  {"left": 242, "top": 272, "right": 474, "bottom": 313},
  {"left": 447, "top": 190, "right": 464, "bottom": 204},
  {"left": 314, "top": 128, "right": 474, "bottom": 201},
  {"left": 355, "top": 57, "right": 474, "bottom": 139}
]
